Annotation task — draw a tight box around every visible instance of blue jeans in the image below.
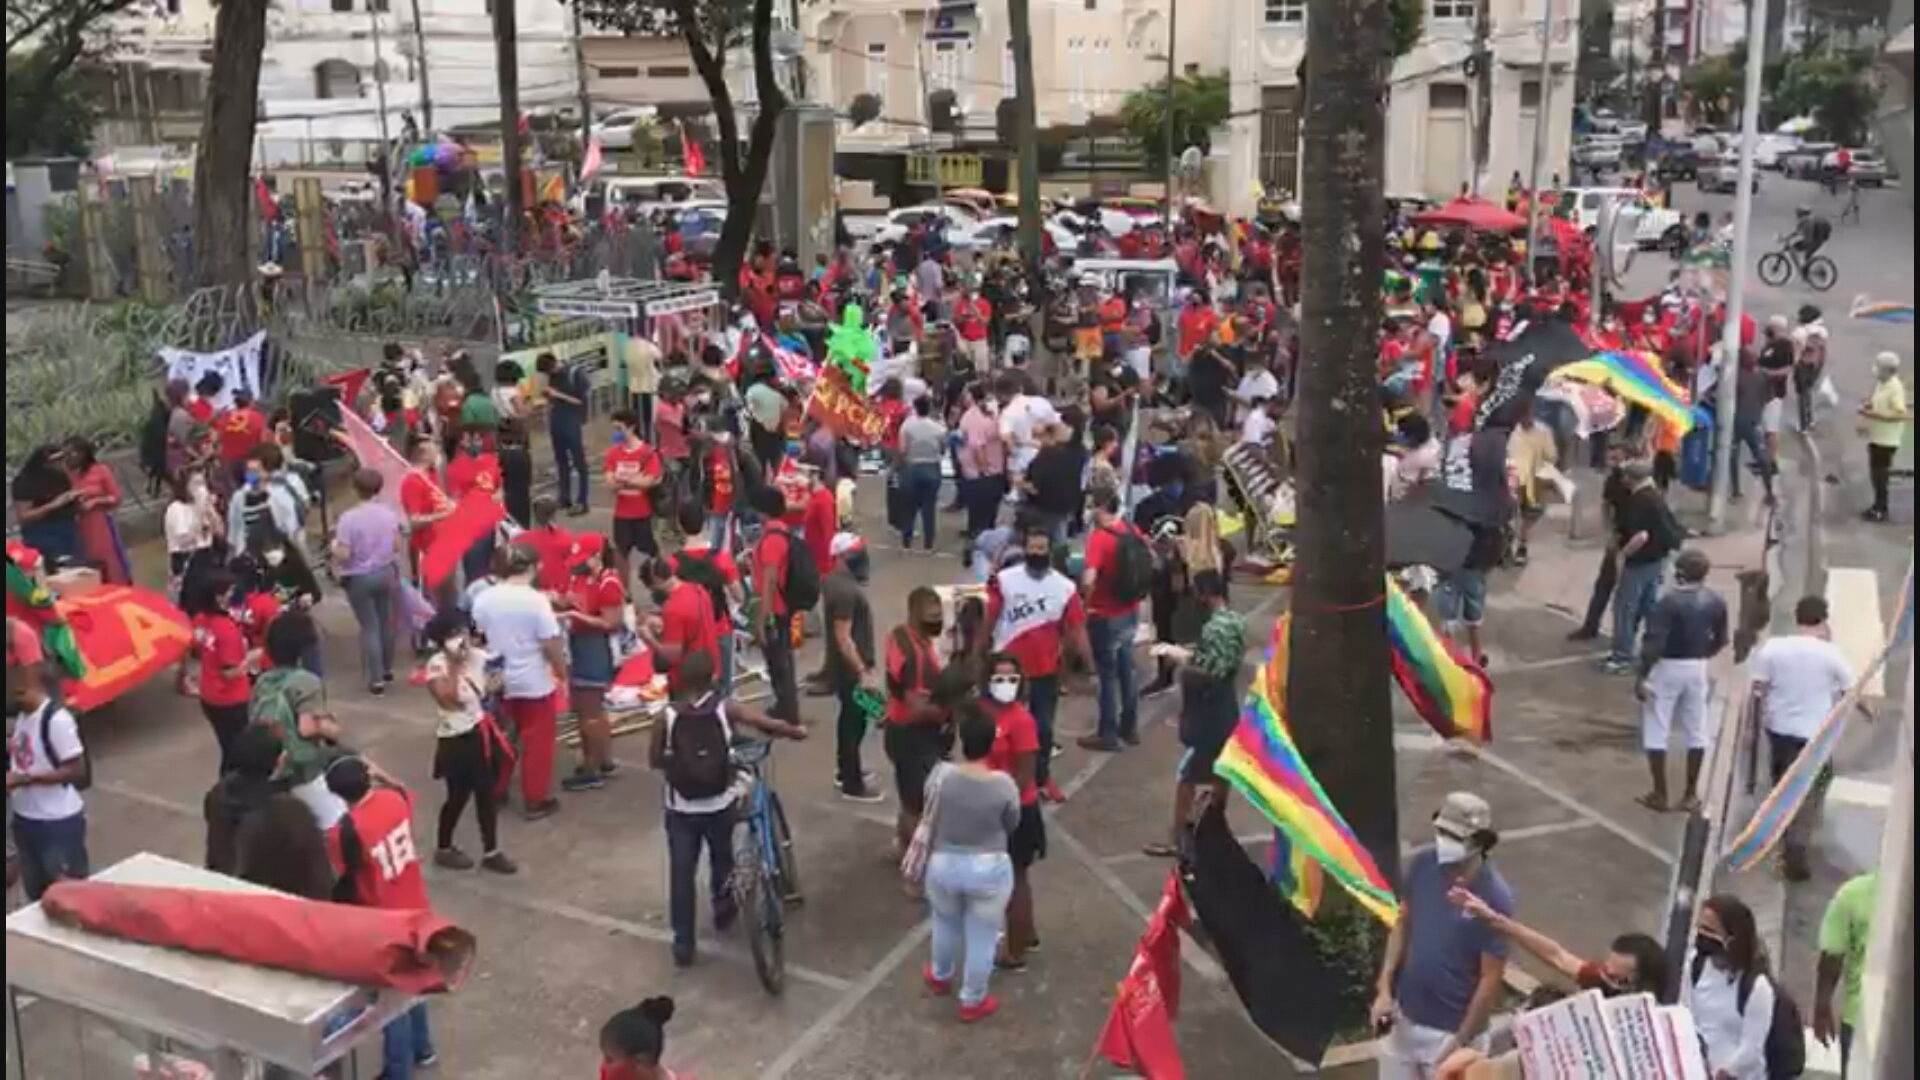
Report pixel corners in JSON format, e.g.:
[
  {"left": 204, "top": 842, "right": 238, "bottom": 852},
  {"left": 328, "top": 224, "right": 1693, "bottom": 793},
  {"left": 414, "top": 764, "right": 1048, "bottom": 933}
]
[
  {"left": 1088, "top": 610, "right": 1140, "bottom": 742},
  {"left": 1728, "top": 418, "right": 1774, "bottom": 498},
  {"left": 901, "top": 462, "right": 942, "bottom": 549},
  {"left": 11, "top": 812, "right": 88, "bottom": 901},
  {"left": 1028, "top": 674, "right": 1059, "bottom": 786},
  {"left": 1609, "top": 559, "right": 1665, "bottom": 664},
  {"left": 925, "top": 850, "right": 1014, "bottom": 1006},
  {"left": 380, "top": 1002, "right": 435, "bottom": 1080},
  {"left": 707, "top": 512, "right": 732, "bottom": 553},
  {"left": 551, "top": 424, "right": 588, "bottom": 508},
  {"left": 342, "top": 567, "right": 398, "bottom": 689},
  {"left": 665, "top": 807, "right": 736, "bottom": 951}
]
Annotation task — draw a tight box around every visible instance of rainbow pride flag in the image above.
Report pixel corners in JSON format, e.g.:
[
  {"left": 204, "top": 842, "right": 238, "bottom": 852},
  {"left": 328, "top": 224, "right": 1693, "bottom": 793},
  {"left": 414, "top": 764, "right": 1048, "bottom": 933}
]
[
  {"left": 1386, "top": 578, "right": 1493, "bottom": 743},
  {"left": 1550, "top": 350, "right": 1694, "bottom": 434},
  {"left": 1849, "top": 296, "right": 1914, "bottom": 323},
  {"left": 1215, "top": 616, "right": 1401, "bottom": 926}
]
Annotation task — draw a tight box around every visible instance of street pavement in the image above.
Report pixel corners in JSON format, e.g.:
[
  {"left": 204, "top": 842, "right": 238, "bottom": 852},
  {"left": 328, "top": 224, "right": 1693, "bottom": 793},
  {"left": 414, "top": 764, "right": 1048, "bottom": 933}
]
[{"left": 7, "top": 176, "right": 1911, "bottom": 1079}]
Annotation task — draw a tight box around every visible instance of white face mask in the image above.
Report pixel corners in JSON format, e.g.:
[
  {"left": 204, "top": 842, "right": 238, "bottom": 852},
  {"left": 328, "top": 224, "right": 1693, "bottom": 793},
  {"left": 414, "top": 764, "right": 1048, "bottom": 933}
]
[
  {"left": 445, "top": 635, "right": 467, "bottom": 654},
  {"left": 263, "top": 550, "right": 287, "bottom": 568},
  {"left": 988, "top": 679, "right": 1020, "bottom": 704},
  {"left": 188, "top": 481, "right": 209, "bottom": 501},
  {"left": 1434, "top": 832, "right": 1470, "bottom": 866}
]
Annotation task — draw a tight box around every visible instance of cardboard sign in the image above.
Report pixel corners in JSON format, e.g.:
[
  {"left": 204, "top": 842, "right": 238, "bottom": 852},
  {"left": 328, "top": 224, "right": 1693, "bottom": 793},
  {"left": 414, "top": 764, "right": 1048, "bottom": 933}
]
[{"left": 805, "top": 368, "right": 888, "bottom": 446}]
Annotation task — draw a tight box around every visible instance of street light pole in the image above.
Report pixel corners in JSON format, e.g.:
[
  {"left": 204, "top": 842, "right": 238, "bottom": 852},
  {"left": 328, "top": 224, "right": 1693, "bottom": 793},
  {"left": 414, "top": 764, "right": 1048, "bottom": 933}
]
[
  {"left": 1707, "top": 0, "right": 1767, "bottom": 533},
  {"left": 1163, "top": 0, "right": 1177, "bottom": 225},
  {"left": 1524, "top": 0, "right": 1557, "bottom": 287}
]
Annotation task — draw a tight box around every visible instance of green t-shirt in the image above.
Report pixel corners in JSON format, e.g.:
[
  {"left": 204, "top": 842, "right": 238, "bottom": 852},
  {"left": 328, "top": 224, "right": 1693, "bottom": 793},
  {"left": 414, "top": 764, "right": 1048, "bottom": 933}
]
[
  {"left": 1817, "top": 872, "right": 1878, "bottom": 1025},
  {"left": 249, "top": 666, "right": 335, "bottom": 784},
  {"left": 459, "top": 391, "right": 500, "bottom": 431}
]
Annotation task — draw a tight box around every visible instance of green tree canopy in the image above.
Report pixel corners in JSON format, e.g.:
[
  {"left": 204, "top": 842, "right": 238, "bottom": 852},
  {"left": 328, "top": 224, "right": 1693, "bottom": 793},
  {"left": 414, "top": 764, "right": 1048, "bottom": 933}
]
[{"left": 1120, "top": 70, "right": 1230, "bottom": 172}]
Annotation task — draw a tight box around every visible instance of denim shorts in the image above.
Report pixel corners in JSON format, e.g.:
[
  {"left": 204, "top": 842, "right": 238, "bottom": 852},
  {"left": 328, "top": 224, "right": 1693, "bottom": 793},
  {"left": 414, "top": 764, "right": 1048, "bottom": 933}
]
[{"left": 1437, "top": 569, "right": 1487, "bottom": 627}]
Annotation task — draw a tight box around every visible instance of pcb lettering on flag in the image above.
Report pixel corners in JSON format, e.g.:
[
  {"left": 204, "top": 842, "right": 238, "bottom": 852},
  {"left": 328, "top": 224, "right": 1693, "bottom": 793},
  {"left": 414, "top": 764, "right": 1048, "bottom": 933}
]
[{"left": 806, "top": 367, "right": 889, "bottom": 445}]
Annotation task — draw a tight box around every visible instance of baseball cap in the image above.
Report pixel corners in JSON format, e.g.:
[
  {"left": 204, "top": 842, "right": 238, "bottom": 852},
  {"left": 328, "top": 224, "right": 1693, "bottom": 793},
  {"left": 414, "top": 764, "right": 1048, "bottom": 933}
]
[{"left": 1434, "top": 791, "right": 1493, "bottom": 838}]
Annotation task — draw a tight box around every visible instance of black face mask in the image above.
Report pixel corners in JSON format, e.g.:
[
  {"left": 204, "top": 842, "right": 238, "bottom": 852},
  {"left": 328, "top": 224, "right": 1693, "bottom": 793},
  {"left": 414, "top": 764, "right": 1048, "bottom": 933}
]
[
  {"left": 649, "top": 587, "right": 671, "bottom": 605},
  {"left": 1694, "top": 932, "right": 1725, "bottom": 959},
  {"left": 1024, "top": 553, "right": 1050, "bottom": 575},
  {"left": 919, "top": 618, "right": 944, "bottom": 637}
]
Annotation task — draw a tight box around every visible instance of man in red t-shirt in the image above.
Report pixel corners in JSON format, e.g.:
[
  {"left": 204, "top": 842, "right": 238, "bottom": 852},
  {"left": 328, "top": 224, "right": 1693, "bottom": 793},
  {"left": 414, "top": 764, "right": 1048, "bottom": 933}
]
[
  {"left": 700, "top": 427, "right": 740, "bottom": 551},
  {"left": 520, "top": 495, "right": 577, "bottom": 595},
  {"left": 883, "top": 586, "right": 949, "bottom": 850},
  {"left": 953, "top": 285, "right": 992, "bottom": 370},
  {"left": 399, "top": 436, "right": 453, "bottom": 583},
  {"left": 605, "top": 408, "right": 664, "bottom": 572},
  {"left": 192, "top": 592, "right": 253, "bottom": 776},
  {"left": 750, "top": 486, "right": 801, "bottom": 725},
  {"left": 640, "top": 556, "right": 718, "bottom": 692},
  {"left": 444, "top": 425, "right": 503, "bottom": 583},
  {"left": 668, "top": 501, "right": 741, "bottom": 686},
  {"left": 323, "top": 757, "right": 438, "bottom": 1075},
  {"left": 1077, "top": 491, "right": 1144, "bottom": 752},
  {"left": 214, "top": 389, "right": 268, "bottom": 481},
  {"left": 1177, "top": 293, "right": 1219, "bottom": 360}
]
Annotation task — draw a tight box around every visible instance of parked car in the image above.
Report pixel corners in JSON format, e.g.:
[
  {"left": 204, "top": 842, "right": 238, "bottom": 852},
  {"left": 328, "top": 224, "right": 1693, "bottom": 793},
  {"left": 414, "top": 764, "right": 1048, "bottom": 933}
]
[
  {"left": 1560, "top": 186, "right": 1688, "bottom": 252},
  {"left": 870, "top": 203, "right": 983, "bottom": 250},
  {"left": 1697, "top": 155, "right": 1761, "bottom": 195},
  {"left": 1654, "top": 147, "right": 1702, "bottom": 182},
  {"left": 1573, "top": 137, "right": 1625, "bottom": 170},
  {"left": 1847, "top": 150, "right": 1893, "bottom": 187},
  {"left": 975, "top": 215, "right": 1078, "bottom": 253},
  {"left": 1753, "top": 133, "right": 1804, "bottom": 169},
  {"left": 591, "top": 108, "right": 657, "bottom": 151},
  {"left": 1779, "top": 142, "right": 1837, "bottom": 179},
  {"left": 1614, "top": 120, "right": 1650, "bottom": 144}
]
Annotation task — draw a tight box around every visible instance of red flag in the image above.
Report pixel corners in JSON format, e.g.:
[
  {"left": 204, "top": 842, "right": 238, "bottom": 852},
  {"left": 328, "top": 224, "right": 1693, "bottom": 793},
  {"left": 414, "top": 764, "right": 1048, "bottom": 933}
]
[
  {"left": 679, "top": 121, "right": 706, "bottom": 177},
  {"left": 580, "top": 135, "right": 605, "bottom": 180},
  {"left": 323, "top": 367, "right": 373, "bottom": 414},
  {"left": 1093, "top": 870, "right": 1190, "bottom": 1079},
  {"left": 337, "top": 407, "right": 416, "bottom": 517},
  {"left": 253, "top": 177, "right": 279, "bottom": 221},
  {"left": 42, "top": 881, "right": 474, "bottom": 994},
  {"left": 419, "top": 489, "right": 507, "bottom": 589}
]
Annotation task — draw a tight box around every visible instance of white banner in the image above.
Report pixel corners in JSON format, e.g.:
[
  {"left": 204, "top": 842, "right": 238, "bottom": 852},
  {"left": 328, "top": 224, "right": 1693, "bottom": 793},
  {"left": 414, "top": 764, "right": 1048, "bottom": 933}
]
[{"left": 158, "top": 331, "right": 267, "bottom": 411}]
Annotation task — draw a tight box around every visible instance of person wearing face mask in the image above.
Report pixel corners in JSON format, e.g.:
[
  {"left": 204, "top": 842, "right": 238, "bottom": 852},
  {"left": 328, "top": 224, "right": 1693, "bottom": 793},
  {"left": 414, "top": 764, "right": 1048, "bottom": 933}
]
[
  {"left": 164, "top": 469, "right": 222, "bottom": 604},
  {"left": 1141, "top": 568, "right": 1240, "bottom": 858},
  {"left": 1448, "top": 888, "right": 1669, "bottom": 999},
  {"left": 821, "top": 533, "right": 882, "bottom": 802},
  {"left": 421, "top": 610, "right": 517, "bottom": 873},
  {"left": 559, "top": 535, "right": 622, "bottom": 791},
  {"left": 1686, "top": 894, "right": 1778, "bottom": 1080},
  {"left": 399, "top": 435, "right": 456, "bottom": 605},
  {"left": 696, "top": 416, "right": 741, "bottom": 552},
  {"left": 957, "top": 383, "right": 1009, "bottom": 545},
  {"left": 445, "top": 423, "right": 504, "bottom": 583},
  {"left": 470, "top": 543, "right": 570, "bottom": 820},
  {"left": 1750, "top": 596, "right": 1857, "bottom": 881},
  {"left": 605, "top": 409, "right": 665, "bottom": 570},
  {"left": 981, "top": 525, "right": 1090, "bottom": 804},
  {"left": 227, "top": 445, "right": 304, "bottom": 557},
  {"left": 883, "top": 587, "right": 953, "bottom": 854},
  {"left": 638, "top": 556, "right": 720, "bottom": 696},
  {"left": 979, "top": 653, "right": 1043, "bottom": 970},
  {"left": 1371, "top": 792, "right": 1514, "bottom": 1080},
  {"left": 1633, "top": 548, "right": 1727, "bottom": 813},
  {"left": 185, "top": 565, "right": 253, "bottom": 775}
]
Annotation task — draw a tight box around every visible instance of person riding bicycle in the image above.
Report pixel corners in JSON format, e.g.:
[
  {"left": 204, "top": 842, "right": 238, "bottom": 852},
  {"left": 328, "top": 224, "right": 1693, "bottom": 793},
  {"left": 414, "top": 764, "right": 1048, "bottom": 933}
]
[{"left": 1785, "top": 205, "right": 1833, "bottom": 259}]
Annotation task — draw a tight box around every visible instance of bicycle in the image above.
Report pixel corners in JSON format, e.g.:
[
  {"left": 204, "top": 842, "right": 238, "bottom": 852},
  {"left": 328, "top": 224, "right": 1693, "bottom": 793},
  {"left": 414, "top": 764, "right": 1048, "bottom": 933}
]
[
  {"left": 728, "top": 737, "right": 802, "bottom": 995},
  {"left": 1756, "top": 242, "right": 1837, "bottom": 292}
]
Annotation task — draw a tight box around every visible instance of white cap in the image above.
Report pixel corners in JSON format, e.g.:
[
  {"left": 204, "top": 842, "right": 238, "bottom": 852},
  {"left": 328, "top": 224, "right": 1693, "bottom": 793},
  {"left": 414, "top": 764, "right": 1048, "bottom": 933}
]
[{"left": 1875, "top": 351, "right": 1901, "bottom": 373}]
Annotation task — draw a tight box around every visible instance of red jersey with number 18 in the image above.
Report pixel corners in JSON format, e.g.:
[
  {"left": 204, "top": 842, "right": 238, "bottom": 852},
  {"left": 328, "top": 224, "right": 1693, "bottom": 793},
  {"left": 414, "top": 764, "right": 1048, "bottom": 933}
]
[{"left": 327, "top": 788, "right": 431, "bottom": 911}]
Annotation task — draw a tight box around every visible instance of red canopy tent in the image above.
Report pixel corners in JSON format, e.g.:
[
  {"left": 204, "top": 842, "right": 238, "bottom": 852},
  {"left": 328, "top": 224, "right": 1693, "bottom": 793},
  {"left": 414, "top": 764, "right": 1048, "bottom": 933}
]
[{"left": 1411, "top": 197, "right": 1527, "bottom": 234}]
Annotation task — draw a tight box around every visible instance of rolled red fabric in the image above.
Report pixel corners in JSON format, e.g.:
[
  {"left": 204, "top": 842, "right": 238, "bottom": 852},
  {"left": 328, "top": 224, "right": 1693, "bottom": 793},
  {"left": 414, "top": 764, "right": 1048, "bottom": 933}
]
[{"left": 41, "top": 881, "right": 475, "bottom": 994}]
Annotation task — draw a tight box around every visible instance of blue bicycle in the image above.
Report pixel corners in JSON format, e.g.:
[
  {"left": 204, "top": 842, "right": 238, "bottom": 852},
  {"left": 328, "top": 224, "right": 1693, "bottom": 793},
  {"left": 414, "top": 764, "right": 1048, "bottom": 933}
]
[{"left": 729, "top": 738, "right": 801, "bottom": 994}]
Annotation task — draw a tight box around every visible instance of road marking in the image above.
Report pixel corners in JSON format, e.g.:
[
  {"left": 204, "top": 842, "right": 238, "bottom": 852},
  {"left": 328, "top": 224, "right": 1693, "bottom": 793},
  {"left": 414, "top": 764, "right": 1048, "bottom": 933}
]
[
  {"left": 1488, "top": 651, "right": 1614, "bottom": 675},
  {"left": 1497, "top": 819, "right": 1600, "bottom": 844},
  {"left": 1100, "top": 833, "right": 1275, "bottom": 867},
  {"left": 760, "top": 921, "right": 932, "bottom": 1080},
  {"left": 1046, "top": 818, "right": 1227, "bottom": 984},
  {"left": 1467, "top": 746, "right": 1677, "bottom": 867},
  {"left": 1826, "top": 567, "right": 1886, "bottom": 696},
  {"left": 1827, "top": 775, "right": 1892, "bottom": 809},
  {"left": 92, "top": 780, "right": 197, "bottom": 818}
]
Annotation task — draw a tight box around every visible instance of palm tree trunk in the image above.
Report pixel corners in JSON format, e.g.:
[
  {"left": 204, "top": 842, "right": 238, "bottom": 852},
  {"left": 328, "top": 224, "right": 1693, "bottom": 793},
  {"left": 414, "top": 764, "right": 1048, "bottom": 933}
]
[
  {"left": 191, "top": 0, "right": 268, "bottom": 288},
  {"left": 1292, "top": 0, "right": 1398, "bottom": 888},
  {"left": 494, "top": 0, "right": 524, "bottom": 254}
]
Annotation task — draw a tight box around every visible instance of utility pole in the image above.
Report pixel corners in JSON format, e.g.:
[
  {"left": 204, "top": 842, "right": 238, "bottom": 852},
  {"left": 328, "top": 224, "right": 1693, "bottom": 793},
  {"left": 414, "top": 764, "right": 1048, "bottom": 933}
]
[
  {"left": 407, "top": 0, "right": 432, "bottom": 131},
  {"left": 1524, "top": 0, "right": 1557, "bottom": 286},
  {"left": 1293, "top": 0, "right": 1398, "bottom": 891},
  {"left": 1008, "top": 0, "right": 1042, "bottom": 272},
  {"left": 1470, "top": 0, "right": 1492, "bottom": 196},
  {"left": 1163, "top": 0, "right": 1177, "bottom": 222},
  {"left": 368, "top": 4, "right": 398, "bottom": 240},
  {"left": 494, "top": 0, "right": 525, "bottom": 254},
  {"left": 570, "top": 0, "right": 593, "bottom": 159},
  {"left": 1707, "top": 0, "right": 1765, "bottom": 533}
]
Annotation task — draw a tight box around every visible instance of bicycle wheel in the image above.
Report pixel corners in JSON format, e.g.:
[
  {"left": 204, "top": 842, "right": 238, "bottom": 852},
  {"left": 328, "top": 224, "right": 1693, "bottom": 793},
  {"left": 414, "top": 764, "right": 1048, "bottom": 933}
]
[
  {"left": 766, "top": 790, "right": 803, "bottom": 903},
  {"left": 1756, "top": 252, "right": 1792, "bottom": 287},
  {"left": 732, "top": 824, "right": 785, "bottom": 994},
  {"left": 1803, "top": 255, "right": 1837, "bottom": 292}
]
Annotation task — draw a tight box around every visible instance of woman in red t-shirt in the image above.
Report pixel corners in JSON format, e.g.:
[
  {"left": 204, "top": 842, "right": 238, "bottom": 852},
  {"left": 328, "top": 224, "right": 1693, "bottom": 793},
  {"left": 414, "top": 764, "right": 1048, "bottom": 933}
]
[
  {"left": 980, "top": 653, "right": 1044, "bottom": 970},
  {"left": 186, "top": 565, "right": 252, "bottom": 775},
  {"left": 561, "top": 536, "right": 624, "bottom": 787}
]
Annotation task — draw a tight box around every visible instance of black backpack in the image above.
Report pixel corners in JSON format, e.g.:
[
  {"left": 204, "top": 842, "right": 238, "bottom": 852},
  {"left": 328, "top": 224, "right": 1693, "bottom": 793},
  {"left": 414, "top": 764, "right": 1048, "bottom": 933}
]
[
  {"left": 1692, "top": 956, "right": 1806, "bottom": 1079},
  {"left": 770, "top": 524, "right": 821, "bottom": 613},
  {"left": 40, "top": 703, "right": 93, "bottom": 792},
  {"left": 137, "top": 392, "right": 171, "bottom": 492},
  {"left": 1102, "top": 525, "right": 1156, "bottom": 605},
  {"left": 674, "top": 550, "right": 732, "bottom": 627},
  {"left": 663, "top": 691, "right": 732, "bottom": 800}
]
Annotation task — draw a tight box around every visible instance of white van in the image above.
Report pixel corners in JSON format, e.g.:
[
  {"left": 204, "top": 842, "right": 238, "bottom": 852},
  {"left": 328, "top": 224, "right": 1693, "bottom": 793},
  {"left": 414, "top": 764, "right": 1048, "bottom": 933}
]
[
  {"left": 595, "top": 175, "right": 726, "bottom": 215},
  {"left": 1558, "top": 187, "right": 1687, "bottom": 252}
]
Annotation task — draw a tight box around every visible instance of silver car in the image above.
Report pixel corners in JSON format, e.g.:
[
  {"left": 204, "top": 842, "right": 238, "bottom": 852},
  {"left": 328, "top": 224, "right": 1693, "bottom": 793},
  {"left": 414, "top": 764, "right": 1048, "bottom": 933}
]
[{"left": 1698, "top": 155, "right": 1760, "bottom": 195}]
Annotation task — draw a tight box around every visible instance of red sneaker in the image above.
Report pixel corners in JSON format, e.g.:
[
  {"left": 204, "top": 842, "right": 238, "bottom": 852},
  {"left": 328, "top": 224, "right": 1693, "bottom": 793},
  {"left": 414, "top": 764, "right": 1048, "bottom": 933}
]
[
  {"left": 958, "top": 995, "right": 1001, "bottom": 1023},
  {"left": 922, "top": 964, "right": 952, "bottom": 996},
  {"left": 1039, "top": 780, "right": 1067, "bottom": 804}
]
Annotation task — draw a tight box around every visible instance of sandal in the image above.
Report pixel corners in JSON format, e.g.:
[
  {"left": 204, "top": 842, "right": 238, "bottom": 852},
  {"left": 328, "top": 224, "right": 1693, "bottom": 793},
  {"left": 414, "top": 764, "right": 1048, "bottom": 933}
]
[
  {"left": 1676, "top": 795, "right": 1701, "bottom": 812},
  {"left": 1141, "top": 841, "right": 1179, "bottom": 858},
  {"left": 1634, "top": 793, "right": 1668, "bottom": 813}
]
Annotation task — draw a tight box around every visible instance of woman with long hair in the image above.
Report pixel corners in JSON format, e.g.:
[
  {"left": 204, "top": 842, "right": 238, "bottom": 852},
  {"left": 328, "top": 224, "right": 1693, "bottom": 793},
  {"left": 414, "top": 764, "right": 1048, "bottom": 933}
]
[
  {"left": 979, "top": 653, "right": 1044, "bottom": 972},
  {"left": 63, "top": 436, "right": 132, "bottom": 583},
  {"left": 920, "top": 704, "right": 1019, "bottom": 1022},
  {"left": 1687, "top": 894, "right": 1776, "bottom": 1080},
  {"left": 183, "top": 564, "right": 252, "bottom": 776},
  {"left": 422, "top": 610, "right": 517, "bottom": 874},
  {"left": 560, "top": 535, "right": 622, "bottom": 790},
  {"left": 11, "top": 444, "right": 83, "bottom": 566}
]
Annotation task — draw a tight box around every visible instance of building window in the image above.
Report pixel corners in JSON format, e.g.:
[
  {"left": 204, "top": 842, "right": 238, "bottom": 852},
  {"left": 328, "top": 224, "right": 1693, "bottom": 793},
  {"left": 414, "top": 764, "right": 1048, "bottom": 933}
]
[
  {"left": 1428, "top": 82, "right": 1468, "bottom": 109},
  {"left": 368, "top": 0, "right": 388, "bottom": 11},
  {"left": 1263, "top": 0, "right": 1304, "bottom": 24},
  {"left": 314, "top": 59, "right": 361, "bottom": 99},
  {"left": 1430, "top": 0, "right": 1474, "bottom": 21},
  {"left": 330, "top": 0, "right": 352, "bottom": 11},
  {"left": 866, "top": 42, "right": 887, "bottom": 100},
  {"left": 596, "top": 66, "right": 641, "bottom": 79},
  {"left": 1520, "top": 79, "right": 1540, "bottom": 108},
  {"left": 1258, "top": 84, "right": 1300, "bottom": 194},
  {"left": 1084, "top": 0, "right": 1096, "bottom": 9},
  {"left": 647, "top": 65, "right": 691, "bottom": 78}
]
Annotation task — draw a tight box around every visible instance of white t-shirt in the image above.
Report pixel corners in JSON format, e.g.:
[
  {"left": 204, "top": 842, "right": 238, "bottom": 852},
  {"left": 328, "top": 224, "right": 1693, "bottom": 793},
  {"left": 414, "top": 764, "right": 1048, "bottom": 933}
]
[
  {"left": 1752, "top": 633, "right": 1854, "bottom": 740},
  {"left": 1427, "top": 311, "right": 1453, "bottom": 361},
  {"left": 424, "top": 648, "right": 490, "bottom": 738},
  {"left": 470, "top": 582, "right": 562, "bottom": 699},
  {"left": 1235, "top": 369, "right": 1280, "bottom": 406},
  {"left": 1240, "top": 408, "right": 1277, "bottom": 447},
  {"left": 164, "top": 498, "right": 216, "bottom": 555},
  {"left": 1000, "top": 394, "right": 1060, "bottom": 473},
  {"left": 7, "top": 701, "right": 86, "bottom": 820}
]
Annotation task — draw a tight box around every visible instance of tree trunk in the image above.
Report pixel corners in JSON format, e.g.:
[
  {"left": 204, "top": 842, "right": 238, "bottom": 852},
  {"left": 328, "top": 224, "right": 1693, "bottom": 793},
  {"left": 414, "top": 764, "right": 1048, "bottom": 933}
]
[
  {"left": 675, "top": 0, "right": 786, "bottom": 295},
  {"left": 494, "top": 0, "right": 524, "bottom": 255},
  {"left": 1008, "top": 0, "right": 1043, "bottom": 289},
  {"left": 191, "top": 0, "right": 268, "bottom": 289},
  {"left": 1292, "top": 0, "right": 1398, "bottom": 889}
]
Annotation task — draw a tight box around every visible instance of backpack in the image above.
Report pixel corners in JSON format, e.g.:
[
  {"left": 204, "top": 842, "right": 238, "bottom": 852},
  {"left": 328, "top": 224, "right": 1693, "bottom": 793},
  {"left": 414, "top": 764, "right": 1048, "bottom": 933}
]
[
  {"left": 1102, "top": 525, "right": 1155, "bottom": 605},
  {"left": 770, "top": 524, "right": 821, "bottom": 613},
  {"left": 663, "top": 691, "right": 732, "bottom": 800},
  {"left": 138, "top": 393, "right": 171, "bottom": 491},
  {"left": 674, "top": 549, "right": 732, "bottom": 626},
  {"left": 271, "top": 473, "right": 310, "bottom": 527},
  {"left": 1692, "top": 956, "right": 1806, "bottom": 1079},
  {"left": 39, "top": 703, "right": 93, "bottom": 792}
]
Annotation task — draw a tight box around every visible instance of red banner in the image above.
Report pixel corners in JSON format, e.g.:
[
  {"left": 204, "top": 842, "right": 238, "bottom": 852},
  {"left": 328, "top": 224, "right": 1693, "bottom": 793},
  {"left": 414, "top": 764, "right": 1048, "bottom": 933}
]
[
  {"left": 805, "top": 368, "right": 889, "bottom": 446},
  {"left": 1093, "top": 870, "right": 1190, "bottom": 1079},
  {"left": 419, "top": 490, "right": 507, "bottom": 590},
  {"left": 52, "top": 586, "right": 193, "bottom": 712}
]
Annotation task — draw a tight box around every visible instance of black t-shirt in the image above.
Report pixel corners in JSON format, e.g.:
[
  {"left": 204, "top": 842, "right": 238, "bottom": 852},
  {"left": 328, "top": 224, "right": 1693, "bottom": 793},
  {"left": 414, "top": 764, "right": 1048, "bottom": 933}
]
[
  {"left": 1618, "top": 486, "right": 1678, "bottom": 565},
  {"left": 1188, "top": 348, "right": 1233, "bottom": 408},
  {"left": 1025, "top": 444, "right": 1083, "bottom": 517},
  {"left": 1758, "top": 339, "right": 1795, "bottom": 401},
  {"left": 1602, "top": 467, "right": 1632, "bottom": 534},
  {"left": 820, "top": 569, "right": 875, "bottom": 684}
]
